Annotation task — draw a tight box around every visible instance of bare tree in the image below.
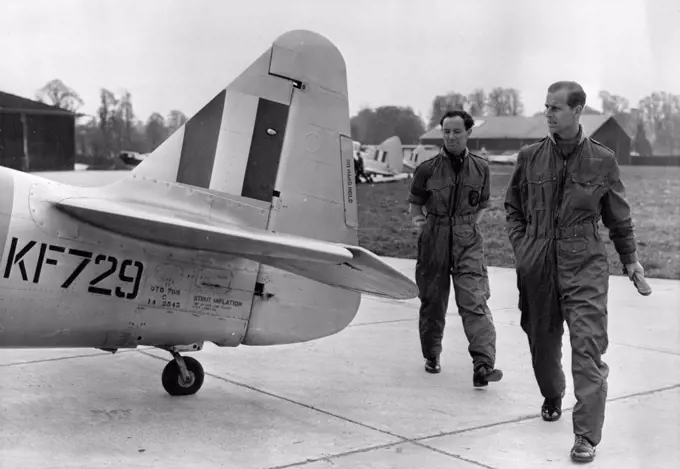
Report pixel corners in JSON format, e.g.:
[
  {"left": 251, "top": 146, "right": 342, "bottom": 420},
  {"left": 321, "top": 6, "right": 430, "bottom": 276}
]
[
  {"left": 145, "top": 113, "right": 167, "bottom": 151},
  {"left": 35, "top": 79, "right": 84, "bottom": 112},
  {"left": 98, "top": 88, "right": 118, "bottom": 158},
  {"left": 166, "top": 109, "right": 188, "bottom": 135},
  {"left": 598, "top": 91, "right": 630, "bottom": 115},
  {"left": 467, "top": 88, "right": 487, "bottom": 116},
  {"left": 118, "top": 90, "right": 135, "bottom": 149},
  {"left": 427, "top": 93, "right": 468, "bottom": 129},
  {"left": 638, "top": 92, "right": 680, "bottom": 155},
  {"left": 487, "top": 87, "right": 524, "bottom": 116}
]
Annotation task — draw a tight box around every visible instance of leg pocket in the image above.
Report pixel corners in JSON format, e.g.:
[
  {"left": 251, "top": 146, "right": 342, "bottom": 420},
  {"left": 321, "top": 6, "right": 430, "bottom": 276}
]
[
  {"left": 452, "top": 241, "right": 489, "bottom": 313},
  {"left": 453, "top": 224, "right": 477, "bottom": 248}
]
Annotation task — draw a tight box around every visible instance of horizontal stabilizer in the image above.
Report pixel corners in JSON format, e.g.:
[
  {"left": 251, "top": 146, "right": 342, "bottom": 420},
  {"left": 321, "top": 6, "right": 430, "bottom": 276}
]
[
  {"left": 252, "top": 245, "right": 418, "bottom": 300},
  {"left": 56, "top": 197, "right": 352, "bottom": 265},
  {"left": 54, "top": 197, "right": 418, "bottom": 300}
]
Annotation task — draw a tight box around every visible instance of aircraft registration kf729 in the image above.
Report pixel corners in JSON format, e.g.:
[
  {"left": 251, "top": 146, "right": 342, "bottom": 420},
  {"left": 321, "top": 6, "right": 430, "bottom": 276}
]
[{"left": 0, "top": 30, "right": 418, "bottom": 397}]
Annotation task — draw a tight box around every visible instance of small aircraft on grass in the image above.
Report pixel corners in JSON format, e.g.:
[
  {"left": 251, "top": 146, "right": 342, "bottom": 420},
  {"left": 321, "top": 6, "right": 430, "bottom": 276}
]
[
  {"left": 354, "top": 136, "right": 404, "bottom": 181},
  {"left": 0, "top": 30, "right": 418, "bottom": 397}
]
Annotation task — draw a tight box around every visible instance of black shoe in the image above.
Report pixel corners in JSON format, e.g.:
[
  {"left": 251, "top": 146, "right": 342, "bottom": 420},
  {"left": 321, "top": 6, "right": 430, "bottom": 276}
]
[
  {"left": 473, "top": 365, "right": 503, "bottom": 387},
  {"left": 424, "top": 356, "right": 441, "bottom": 374},
  {"left": 570, "top": 435, "right": 596, "bottom": 463},
  {"left": 541, "top": 396, "right": 562, "bottom": 422}
]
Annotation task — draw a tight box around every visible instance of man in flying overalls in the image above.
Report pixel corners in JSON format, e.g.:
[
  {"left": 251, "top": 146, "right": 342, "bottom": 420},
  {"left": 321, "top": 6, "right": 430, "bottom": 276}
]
[
  {"left": 408, "top": 109, "right": 503, "bottom": 388},
  {"left": 504, "top": 80, "right": 645, "bottom": 463}
]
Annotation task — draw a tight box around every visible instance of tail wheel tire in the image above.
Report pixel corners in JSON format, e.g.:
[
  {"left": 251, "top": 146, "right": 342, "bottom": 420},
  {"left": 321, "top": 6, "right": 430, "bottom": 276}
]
[{"left": 161, "top": 356, "right": 205, "bottom": 396}]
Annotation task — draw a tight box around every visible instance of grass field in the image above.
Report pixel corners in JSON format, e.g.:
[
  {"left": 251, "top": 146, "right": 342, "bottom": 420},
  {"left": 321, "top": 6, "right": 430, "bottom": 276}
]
[{"left": 357, "top": 165, "right": 680, "bottom": 280}]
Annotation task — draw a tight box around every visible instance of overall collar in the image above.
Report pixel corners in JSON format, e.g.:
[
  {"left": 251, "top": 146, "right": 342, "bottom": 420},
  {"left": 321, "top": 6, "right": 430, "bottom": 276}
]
[
  {"left": 441, "top": 146, "right": 469, "bottom": 159},
  {"left": 547, "top": 124, "right": 587, "bottom": 145}
]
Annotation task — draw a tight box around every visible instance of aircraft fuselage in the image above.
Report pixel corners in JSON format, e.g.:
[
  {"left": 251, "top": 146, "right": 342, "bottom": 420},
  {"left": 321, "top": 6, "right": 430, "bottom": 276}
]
[{"left": 0, "top": 167, "right": 255, "bottom": 349}]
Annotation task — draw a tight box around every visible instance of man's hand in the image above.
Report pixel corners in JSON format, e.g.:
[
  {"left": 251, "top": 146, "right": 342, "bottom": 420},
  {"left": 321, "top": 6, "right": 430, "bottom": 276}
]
[
  {"left": 623, "top": 261, "right": 652, "bottom": 296},
  {"left": 475, "top": 207, "right": 488, "bottom": 224},
  {"left": 409, "top": 203, "right": 426, "bottom": 234},
  {"left": 624, "top": 261, "right": 644, "bottom": 280},
  {"left": 412, "top": 214, "right": 426, "bottom": 233}
]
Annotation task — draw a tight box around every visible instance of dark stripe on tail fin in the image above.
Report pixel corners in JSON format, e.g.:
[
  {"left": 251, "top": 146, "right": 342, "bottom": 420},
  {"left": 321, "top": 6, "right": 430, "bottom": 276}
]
[
  {"left": 241, "top": 98, "right": 289, "bottom": 202},
  {"left": 176, "top": 89, "right": 226, "bottom": 188}
]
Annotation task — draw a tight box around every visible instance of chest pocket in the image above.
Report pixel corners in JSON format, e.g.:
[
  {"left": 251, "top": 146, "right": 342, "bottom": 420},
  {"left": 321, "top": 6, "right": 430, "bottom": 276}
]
[
  {"left": 525, "top": 171, "right": 558, "bottom": 210},
  {"left": 461, "top": 180, "right": 484, "bottom": 211},
  {"left": 425, "top": 178, "right": 454, "bottom": 214},
  {"left": 567, "top": 173, "right": 608, "bottom": 212}
]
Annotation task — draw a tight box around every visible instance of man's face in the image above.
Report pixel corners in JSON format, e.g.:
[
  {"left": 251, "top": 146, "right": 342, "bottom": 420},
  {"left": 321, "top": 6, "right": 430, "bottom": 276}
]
[
  {"left": 544, "top": 88, "right": 581, "bottom": 135},
  {"left": 441, "top": 116, "right": 470, "bottom": 154}
]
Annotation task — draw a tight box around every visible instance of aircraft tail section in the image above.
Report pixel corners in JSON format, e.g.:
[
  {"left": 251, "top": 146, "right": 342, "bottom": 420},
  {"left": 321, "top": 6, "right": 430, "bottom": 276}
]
[
  {"left": 362, "top": 135, "right": 403, "bottom": 176},
  {"left": 122, "top": 30, "right": 357, "bottom": 247},
  {"left": 380, "top": 136, "right": 404, "bottom": 174},
  {"left": 121, "top": 30, "right": 358, "bottom": 243},
  {"left": 232, "top": 31, "right": 364, "bottom": 345},
  {"left": 404, "top": 144, "right": 439, "bottom": 171},
  {"left": 57, "top": 30, "right": 417, "bottom": 346}
]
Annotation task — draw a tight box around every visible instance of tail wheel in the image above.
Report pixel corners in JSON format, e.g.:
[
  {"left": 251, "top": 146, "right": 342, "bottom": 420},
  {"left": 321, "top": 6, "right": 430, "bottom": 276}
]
[{"left": 161, "top": 356, "right": 205, "bottom": 396}]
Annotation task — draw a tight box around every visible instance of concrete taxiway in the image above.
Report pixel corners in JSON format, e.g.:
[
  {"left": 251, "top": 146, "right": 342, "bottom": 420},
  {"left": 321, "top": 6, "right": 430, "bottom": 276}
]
[{"left": 1, "top": 257, "right": 678, "bottom": 469}]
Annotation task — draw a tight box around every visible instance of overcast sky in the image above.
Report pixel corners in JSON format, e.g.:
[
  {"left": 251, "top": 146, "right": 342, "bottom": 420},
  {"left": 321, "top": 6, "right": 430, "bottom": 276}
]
[{"left": 1, "top": 0, "right": 678, "bottom": 123}]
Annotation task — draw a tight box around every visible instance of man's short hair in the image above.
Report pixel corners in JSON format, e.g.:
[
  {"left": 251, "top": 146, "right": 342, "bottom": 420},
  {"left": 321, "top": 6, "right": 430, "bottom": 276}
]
[
  {"left": 547, "top": 81, "right": 587, "bottom": 109},
  {"left": 439, "top": 109, "right": 475, "bottom": 131}
]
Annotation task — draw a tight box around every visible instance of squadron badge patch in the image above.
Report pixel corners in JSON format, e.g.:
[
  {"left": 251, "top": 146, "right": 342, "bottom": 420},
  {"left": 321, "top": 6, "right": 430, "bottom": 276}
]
[{"left": 468, "top": 190, "right": 481, "bottom": 207}]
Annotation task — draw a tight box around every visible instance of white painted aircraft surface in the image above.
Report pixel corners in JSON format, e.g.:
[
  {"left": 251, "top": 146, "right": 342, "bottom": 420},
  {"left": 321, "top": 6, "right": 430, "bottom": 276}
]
[
  {"left": 487, "top": 150, "right": 518, "bottom": 165},
  {"left": 403, "top": 144, "right": 439, "bottom": 171},
  {"left": 355, "top": 135, "right": 403, "bottom": 177},
  {"left": 34, "top": 170, "right": 129, "bottom": 187},
  {"left": 0, "top": 30, "right": 418, "bottom": 397}
]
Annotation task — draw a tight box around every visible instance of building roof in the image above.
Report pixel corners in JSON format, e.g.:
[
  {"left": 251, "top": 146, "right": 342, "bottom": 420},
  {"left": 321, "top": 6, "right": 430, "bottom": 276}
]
[
  {"left": 420, "top": 114, "right": 611, "bottom": 141},
  {"left": 0, "top": 91, "right": 75, "bottom": 116}
]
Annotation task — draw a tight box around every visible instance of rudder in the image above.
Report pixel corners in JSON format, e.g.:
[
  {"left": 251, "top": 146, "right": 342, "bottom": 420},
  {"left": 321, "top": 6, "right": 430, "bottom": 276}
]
[{"left": 242, "top": 31, "right": 362, "bottom": 345}]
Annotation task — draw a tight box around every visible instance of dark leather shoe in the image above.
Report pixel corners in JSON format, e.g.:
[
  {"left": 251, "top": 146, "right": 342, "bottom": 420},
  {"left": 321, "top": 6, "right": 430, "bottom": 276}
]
[
  {"left": 541, "top": 396, "right": 562, "bottom": 422},
  {"left": 570, "top": 435, "right": 596, "bottom": 463},
  {"left": 424, "top": 356, "right": 441, "bottom": 373},
  {"left": 473, "top": 365, "right": 503, "bottom": 387}
]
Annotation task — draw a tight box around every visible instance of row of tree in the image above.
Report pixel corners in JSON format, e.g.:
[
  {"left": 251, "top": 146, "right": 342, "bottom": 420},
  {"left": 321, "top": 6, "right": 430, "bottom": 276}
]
[
  {"left": 35, "top": 80, "right": 680, "bottom": 160},
  {"left": 344, "top": 88, "right": 527, "bottom": 146},
  {"left": 36, "top": 79, "right": 188, "bottom": 163},
  {"left": 351, "top": 87, "right": 680, "bottom": 156}
]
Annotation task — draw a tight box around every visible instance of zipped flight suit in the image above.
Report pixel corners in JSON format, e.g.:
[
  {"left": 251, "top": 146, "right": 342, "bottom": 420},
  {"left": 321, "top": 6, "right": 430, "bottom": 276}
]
[
  {"left": 409, "top": 148, "right": 497, "bottom": 371},
  {"left": 504, "top": 128, "right": 638, "bottom": 446}
]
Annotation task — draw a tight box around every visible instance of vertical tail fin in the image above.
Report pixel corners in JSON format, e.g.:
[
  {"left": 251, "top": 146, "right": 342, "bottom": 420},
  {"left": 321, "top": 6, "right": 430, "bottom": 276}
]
[
  {"left": 379, "top": 135, "right": 403, "bottom": 174},
  {"left": 124, "top": 30, "right": 357, "bottom": 245},
  {"left": 112, "top": 30, "right": 366, "bottom": 345},
  {"left": 362, "top": 135, "right": 403, "bottom": 176}
]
